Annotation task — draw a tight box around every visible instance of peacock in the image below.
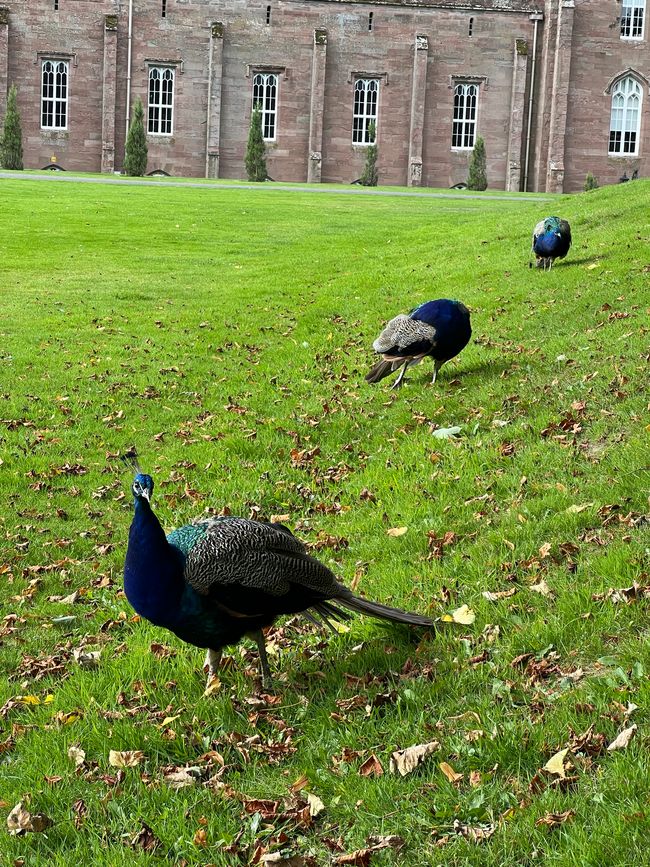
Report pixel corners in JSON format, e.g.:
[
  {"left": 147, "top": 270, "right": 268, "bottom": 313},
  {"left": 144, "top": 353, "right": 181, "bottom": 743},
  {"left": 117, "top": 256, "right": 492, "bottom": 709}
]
[
  {"left": 531, "top": 216, "right": 572, "bottom": 270},
  {"left": 365, "top": 298, "right": 472, "bottom": 389},
  {"left": 123, "top": 461, "right": 435, "bottom": 688}
]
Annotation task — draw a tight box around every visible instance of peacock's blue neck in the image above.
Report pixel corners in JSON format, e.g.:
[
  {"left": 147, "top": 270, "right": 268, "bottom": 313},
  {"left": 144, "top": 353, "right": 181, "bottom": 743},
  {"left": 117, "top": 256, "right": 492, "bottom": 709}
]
[{"left": 124, "top": 497, "right": 185, "bottom": 628}]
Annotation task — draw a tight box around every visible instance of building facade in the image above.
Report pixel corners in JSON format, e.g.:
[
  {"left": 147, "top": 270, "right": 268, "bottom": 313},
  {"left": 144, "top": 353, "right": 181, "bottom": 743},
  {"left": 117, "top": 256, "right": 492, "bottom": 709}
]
[{"left": 0, "top": 0, "right": 647, "bottom": 192}]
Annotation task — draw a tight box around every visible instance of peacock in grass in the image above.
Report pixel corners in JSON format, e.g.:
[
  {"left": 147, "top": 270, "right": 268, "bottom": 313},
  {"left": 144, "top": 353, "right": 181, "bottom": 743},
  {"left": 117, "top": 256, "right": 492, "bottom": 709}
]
[
  {"left": 366, "top": 298, "right": 472, "bottom": 390},
  {"left": 123, "top": 460, "right": 435, "bottom": 689},
  {"left": 532, "top": 216, "right": 572, "bottom": 270}
]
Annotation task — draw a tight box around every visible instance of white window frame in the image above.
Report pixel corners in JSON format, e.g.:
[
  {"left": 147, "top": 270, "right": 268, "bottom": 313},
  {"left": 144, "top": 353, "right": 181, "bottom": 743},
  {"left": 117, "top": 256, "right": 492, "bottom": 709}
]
[
  {"left": 252, "top": 72, "right": 278, "bottom": 142},
  {"left": 352, "top": 78, "right": 378, "bottom": 145},
  {"left": 620, "top": 0, "right": 646, "bottom": 39},
  {"left": 41, "top": 59, "right": 69, "bottom": 130},
  {"left": 608, "top": 76, "right": 642, "bottom": 156},
  {"left": 148, "top": 65, "right": 175, "bottom": 136},
  {"left": 452, "top": 82, "right": 478, "bottom": 150}
]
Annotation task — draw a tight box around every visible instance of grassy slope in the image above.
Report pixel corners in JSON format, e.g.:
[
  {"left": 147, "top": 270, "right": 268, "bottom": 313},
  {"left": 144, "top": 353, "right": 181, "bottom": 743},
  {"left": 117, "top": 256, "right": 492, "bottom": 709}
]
[{"left": 0, "top": 177, "right": 648, "bottom": 866}]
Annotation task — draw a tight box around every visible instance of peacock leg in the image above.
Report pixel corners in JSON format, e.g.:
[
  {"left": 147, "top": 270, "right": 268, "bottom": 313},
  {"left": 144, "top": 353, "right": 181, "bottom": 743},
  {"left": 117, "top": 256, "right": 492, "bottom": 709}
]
[
  {"left": 253, "top": 630, "right": 273, "bottom": 688},
  {"left": 431, "top": 360, "right": 442, "bottom": 385},
  {"left": 391, "top": 360, "right": 409, "bottom": 389},
  {"left": 203, "top": 648, "right": 222, "bottom": 682}
]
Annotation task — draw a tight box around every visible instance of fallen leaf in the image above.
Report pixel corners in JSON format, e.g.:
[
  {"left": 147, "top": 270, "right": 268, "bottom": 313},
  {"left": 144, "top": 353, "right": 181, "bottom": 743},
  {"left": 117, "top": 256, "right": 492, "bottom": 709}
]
[
  {"left": 441, "top": 604, "right": 476, "bottom": 625},
  {"left": 129, "top": 822, "right": 160, "bottom": 852},
  {"left": 607, "top": 724, "right": 637, "bottom": 751},
  {"left": 529, "top": 578, "right": 553, "bottom": 597},
  {"left": 307, "top": 792, "right": 326, "bottom": 817},
  {"left": 108, "top": 749, "right": 145, "bottom": 768},
  {"left": 566, "top": 503, "right": 594, "bottom": 514},
  {"left": 452, "top": 819, "right": 496, "bottom": 843},
  {"left": 543, "top": 748, "right": 570, "bottom": 779},
  {"left": 469, "top": 770, "right": 482, "bottom": 787},
  {"left": 386, "top": 527, "right": 408, "bottom": 537},
  {"left": 203, "top": 675, "right": 222, "bottom": 697},
  {"left": 163, "top": 767, "right": 203, "bottom": 789},
  {"left": 193, "top": 828, "right": 208, "bottom": 847},
  {"left": 439, "top": 761, "right": 463, "bottom": 783},
  {"left": 261, "top": 855, "right": 315, "bottom": 867},
  {"left": 73, "top": 648, "right": 101, "bottom": 669},
  {"left": 482, "top": 587, "right": 517, "bottom": 602},
  {"left": 535, "top": 810, "right": 575, "bottom": 828},
  {"left": 538, "top": 542, "right": 552, "bottom": 558},
  {"left": 7, "top": 802, "right": 53, "bottom": 835},
  {"left": 358, "top": 754, "right": 384, "bottom": 777},
  {"left": 67, "top": 745, "right": 86, "bottom": 767},
  {"left": 389, "top": 740, "right": 440, "bottom": 776},
  {"left": 432, "top": 425, "right": 462, "bottom": 440}
]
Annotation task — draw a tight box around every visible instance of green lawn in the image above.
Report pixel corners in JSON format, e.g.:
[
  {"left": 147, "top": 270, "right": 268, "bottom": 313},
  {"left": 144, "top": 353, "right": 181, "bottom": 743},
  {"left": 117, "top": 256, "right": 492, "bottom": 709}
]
[{"left": 0, "top": 175, "right": 648, "bottom": 866}]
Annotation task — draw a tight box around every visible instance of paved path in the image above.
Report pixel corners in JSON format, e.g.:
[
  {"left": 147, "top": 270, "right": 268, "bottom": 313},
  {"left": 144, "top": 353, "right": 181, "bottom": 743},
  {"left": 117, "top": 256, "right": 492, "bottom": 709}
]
[{"left": 0, "top": 170, "right": 550, "bottom": 202}]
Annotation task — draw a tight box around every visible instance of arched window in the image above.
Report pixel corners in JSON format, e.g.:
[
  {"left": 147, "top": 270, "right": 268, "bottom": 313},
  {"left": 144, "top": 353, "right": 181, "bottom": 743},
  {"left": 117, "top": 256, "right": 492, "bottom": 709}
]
[
  {"left": 353, "top": 78, "right": 378, "bottom": 144},
  {"left": 148, "top": 66, "right": 175, "bottom": 135},
  {"left": 452, "top": 83, "right": 478, "bottom": 149},
  {"left": 41, "top": 60, "right": 68, "bottom": 129},
  {"left": 253, "top": 73, "right": 278, "bottom": 141},
  {"left": 608, "top": 76, "right": 642, "bottom": 155}
]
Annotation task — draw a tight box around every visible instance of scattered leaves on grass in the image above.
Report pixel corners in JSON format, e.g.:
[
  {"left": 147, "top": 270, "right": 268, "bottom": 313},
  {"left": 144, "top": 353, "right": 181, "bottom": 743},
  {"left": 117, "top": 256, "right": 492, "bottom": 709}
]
[
  {"left": 439, "top": 761, "right": 464, "bottom": 784},
  {"left": 333, "top": 834, "right": 405, "bottom": 865},
  {"left": 607, "top": 724, "right": 637, "bottom": 751},
  {"left": 67, "top": 745, "right": 86, "bottom": 767},
  {"left": 306, "top": 792, "right": 326, "bottom": 817},
  {"left": 358, "top": 754, "right": 384, "bottom": 777},
  {"left": 452, "top": 819, "right": 496, "bottom": 843},
  {"left": 128, "top": 822, "right": 160, "bottom": 852},
  {"left": 529, "top": 578, "right": 554, "bottom": 597},
  {"left": 543, "top": 748, "right": 571, "bottom": 779},
  {"left": 389, "top": 741, "right": 440, "bottom": 776},
  {"left": 482, "top": 587, "right": 517, "bottom": 602},
  {"left": 7, "top": 801, "right": 53, "bottom": 835}
]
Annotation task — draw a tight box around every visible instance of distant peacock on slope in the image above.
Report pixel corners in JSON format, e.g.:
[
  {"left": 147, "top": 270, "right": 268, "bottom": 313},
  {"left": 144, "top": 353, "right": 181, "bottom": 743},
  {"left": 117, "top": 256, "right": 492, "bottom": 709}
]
[
  {"left": 366, "top": 298, "right": 471, "bottom": 389},
  {"left": 531, "top": 216, "right": 572, "bottom": 270},
  {"left": 123, "top": 458, "right": 435, "bottom": 688}
]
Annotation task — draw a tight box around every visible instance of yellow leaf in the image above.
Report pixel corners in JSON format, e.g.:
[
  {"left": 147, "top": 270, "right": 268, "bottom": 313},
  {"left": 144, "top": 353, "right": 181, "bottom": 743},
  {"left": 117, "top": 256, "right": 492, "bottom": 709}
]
[
  {"left": 203, "top": 676, "right": 222, "bottom": 697},
  {"left": 439, "top": 761, "right": 464, "bottom": 783},
  {"left": 15, "top": 695, "right": 41, "bottom": 706},
  {"left": 543, "top": 747, "right": 569, "bottom": 778},
  {"left": 387, "top": 526, "right": 408, "bottom": 537},
  {"left": 450, "top": 604, "right": 476, "bottom": 625},
  {"left": 159, "top": 714, "right": 181, "bottom": 728},
  {"left": 530, "top": 578, "right": 553, "bottom": 597},
  {"left": 566, "top": 503, "right": 594, "bottom": 514}
]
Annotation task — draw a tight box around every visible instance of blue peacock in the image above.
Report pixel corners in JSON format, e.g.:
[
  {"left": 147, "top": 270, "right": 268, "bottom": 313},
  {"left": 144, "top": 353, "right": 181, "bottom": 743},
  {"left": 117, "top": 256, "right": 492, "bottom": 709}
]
[
  {"left": 531, "top": 216, "right": 572, "bottom": 270},
  {"left": 123, "top": 459, "right": 435, "bottom": 688},
  {"left": 365, "top": 298, "right": 472, "bottom": 389}
]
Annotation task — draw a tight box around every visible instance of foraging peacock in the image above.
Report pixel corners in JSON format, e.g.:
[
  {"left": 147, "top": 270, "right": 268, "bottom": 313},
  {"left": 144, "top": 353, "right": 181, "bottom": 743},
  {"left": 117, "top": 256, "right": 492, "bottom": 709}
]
[
  {"left": 532, "top": 216, "right": 572, "bottom": 270},
  {"left": 366, "top": 298, "right": 472, "bottom": 389},
  {"left": 123, "top": 464, "right": 435, "bottom": 688}
]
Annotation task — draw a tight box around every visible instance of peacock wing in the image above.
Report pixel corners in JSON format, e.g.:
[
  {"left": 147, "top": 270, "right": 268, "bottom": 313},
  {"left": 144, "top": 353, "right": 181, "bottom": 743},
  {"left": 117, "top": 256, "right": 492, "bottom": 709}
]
[
  {"left": 183, "top": 517, "right": 341, "bottom": 616},
  {"left": 373, "top": 314, "right": 436, "bottom": 357}
]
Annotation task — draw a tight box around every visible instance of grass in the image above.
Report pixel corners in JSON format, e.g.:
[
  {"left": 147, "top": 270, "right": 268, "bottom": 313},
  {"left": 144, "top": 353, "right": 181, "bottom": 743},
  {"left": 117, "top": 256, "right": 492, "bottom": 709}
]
[{"left": 0, "top": 174, "right": 648, "bottom": 866}]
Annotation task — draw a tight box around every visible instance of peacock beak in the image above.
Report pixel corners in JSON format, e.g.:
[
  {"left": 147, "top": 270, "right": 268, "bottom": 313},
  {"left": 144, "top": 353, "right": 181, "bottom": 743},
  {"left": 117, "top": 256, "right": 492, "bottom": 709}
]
[{"left": 141, "top": 488, "right": 150, "bottom": 502}]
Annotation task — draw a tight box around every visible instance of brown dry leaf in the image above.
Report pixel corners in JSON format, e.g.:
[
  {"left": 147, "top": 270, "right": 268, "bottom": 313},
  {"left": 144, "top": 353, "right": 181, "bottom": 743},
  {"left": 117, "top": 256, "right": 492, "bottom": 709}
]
[
  {"left": 163, "top": 767, "right": 203, "bottom": 789},
  {"left": 386, "top": 526, "right": 408, "bottom": 538},
  {"left": 333, "top": 851, "right": 373, "bottom": 867},
  {"left": 7, "top": 801, "right": 53, "bottom": 835},
  {"left": 129, "top": 822, "right": 160, "bottom": 852},
  {"left": 543, "top": 748, "right": 570, "bottom": 779},
  {"left": 367, "top": 835, "right": 405, "bottom": 852},
  {"left": 108, "top": 749, "right": 145, "bottom": 768},
  {"left": 469, "top": 770, "right": 482, "bottom": 787},
  {"left": 193, "top": 828, "right": 208, "bottom": 847},
  {"left": 452, "top": 819, "right": 496, "bottom": 843},
  {"left": 261, "top": 855, "right": 316, "bottom": 867},
  {"left": 439, "top": 761, "right": 464, "bottom": 784},
  {"left": 203, "top": 675, "right": 222, "bottom": 697},
  {"left": 607, "top": 724, "right": 637, "bottom": 751},
  {"left": 290, "top": 774, "right": 310, "bottom": 793},
  {"left": 358, "top": 754, "right": 384, "bottom": 777},
  {"left": 243, "top": 798, "right": 280, "bottom": 819},
  {"left": 538, "top": 542, "right": 552, "bottom": 558},
  {"left": 535, "top": 810, "right": 575, "bottom": 828},
  {"left": 389, "top": 740, "right": 440, "bottom": 776}
]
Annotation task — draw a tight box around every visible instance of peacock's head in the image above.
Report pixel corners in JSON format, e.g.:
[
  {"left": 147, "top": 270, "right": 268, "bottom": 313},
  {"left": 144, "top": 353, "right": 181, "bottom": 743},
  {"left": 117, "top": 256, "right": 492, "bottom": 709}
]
[{"left": 132, "top": 473, "right": 154, "bottom": 502}]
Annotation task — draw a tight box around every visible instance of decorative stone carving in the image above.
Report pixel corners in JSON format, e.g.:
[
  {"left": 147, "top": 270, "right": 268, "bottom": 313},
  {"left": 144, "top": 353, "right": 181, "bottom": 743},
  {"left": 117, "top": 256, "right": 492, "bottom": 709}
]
[
  {"left": 211, "top": 22, "right": 224, "bottom": 39},
  {"left": 105, "top": 14, "right": 118, "bottom": 31},
  {"left": 314, "top": 29, "right": 327, "bottom": 45},
  {"left": 415, "top": 34, "right": 428, "bottom": 51}
]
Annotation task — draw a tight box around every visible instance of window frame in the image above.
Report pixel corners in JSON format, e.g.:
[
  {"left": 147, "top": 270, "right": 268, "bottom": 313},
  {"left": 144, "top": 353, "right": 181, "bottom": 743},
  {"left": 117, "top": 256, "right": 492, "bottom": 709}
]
[
  {"left": 41, "top": 58, "right": 69, "bottom": 131},
  {"left": 451, "top": 82, "right": 479, "bottom": 150},
  {"left": 608, "top": 75, "right": 643, "bottom": 156},
  {"left": 352, "top": 77, "right": 379, "bottom": 145},
  {"left": 148, "top": 65, "right": 175, "bottom": 136},
  {"left": 620, "top": 0, "right": 646, "bottom": 40},
  {"left": 252, "top": 72, "right": 279, "bottom": 142}
]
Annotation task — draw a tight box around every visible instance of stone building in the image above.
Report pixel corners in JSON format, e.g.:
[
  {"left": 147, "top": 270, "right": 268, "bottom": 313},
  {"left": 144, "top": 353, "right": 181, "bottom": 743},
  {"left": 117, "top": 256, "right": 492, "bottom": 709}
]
[{"left": 0, "top": 0, "right": 647, "bottom": 192}]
